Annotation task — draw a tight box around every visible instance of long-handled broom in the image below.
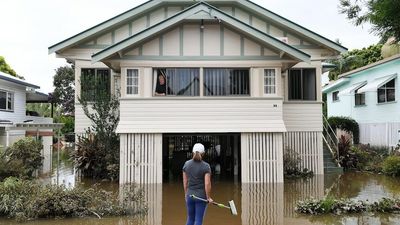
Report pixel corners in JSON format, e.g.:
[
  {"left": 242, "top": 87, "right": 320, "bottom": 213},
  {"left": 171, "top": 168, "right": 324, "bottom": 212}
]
[{"left": 190, "top": 195, "right": 238, "bottom": 216}]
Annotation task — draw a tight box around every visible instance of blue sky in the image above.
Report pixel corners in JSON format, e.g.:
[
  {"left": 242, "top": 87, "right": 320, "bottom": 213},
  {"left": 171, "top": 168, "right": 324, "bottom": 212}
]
[{"left": 0, "top": 0, "right": 379, "bottom": 93}]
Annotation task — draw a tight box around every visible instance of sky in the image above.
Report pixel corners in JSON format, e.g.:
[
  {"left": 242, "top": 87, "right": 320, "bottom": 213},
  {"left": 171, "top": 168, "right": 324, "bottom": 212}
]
[{"left": 0, "top": 0, "right": 380, "bottom": 93}]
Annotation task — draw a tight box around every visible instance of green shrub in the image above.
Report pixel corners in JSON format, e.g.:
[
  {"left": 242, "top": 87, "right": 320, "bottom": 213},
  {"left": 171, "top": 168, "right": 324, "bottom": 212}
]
[
  {"left": 0, "top": 177, "right": 146, "bottom": 222},
  {"left": 283, "top": 147, "right": 313, "bottom": 178},
  {"left": 327, "top": 116, "right": 359, "bottom": 144},
  {"left": 296, "top": 197, "right": 400, "bottom": 215},
  {"left": 383, "top": 156, "right": 400, "bottom": 176},
  {"left": 0, "top": 137, "right": 43, "bottom": 178}
]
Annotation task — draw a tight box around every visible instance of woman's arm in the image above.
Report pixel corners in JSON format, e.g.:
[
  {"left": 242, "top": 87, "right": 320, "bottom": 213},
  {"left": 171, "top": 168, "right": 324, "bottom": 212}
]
[
  {"left": 205, "top": 173, "right": 213, "bottom": 203},
  {"left": 183, "top": 171, "right": 188, "bottom": 196}
]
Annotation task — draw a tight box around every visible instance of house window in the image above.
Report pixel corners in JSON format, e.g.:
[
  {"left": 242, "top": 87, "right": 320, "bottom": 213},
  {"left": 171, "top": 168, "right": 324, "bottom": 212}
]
[
  {"left": 332, "top": 91, "right": 339, "bottom": 102},
  {"left": 264, "top": 69, "right": 276, "bottom": 94},
  {"left": 0, "top": 90, "right": 13, "bottom": 111},
  {"left": 154, "top": 68, "right": 200, "bottom": 96},
  {"left": 126, "top": 69, "right": 139, "bottom": 95},
  {"left": 204, "top": 68, "right": 250, "bottom": 96},
  {"left": 288, "top": 68, "right": 316, "bottom": 100},
  {"left": 377, "top": 79, "right": 395, "bottom": 103},
  {"left": 80, "top": 69, "right": 111, "bottom": 101},
  {"left": 355, "top": 86, "right": 366, "bottom": 106}
]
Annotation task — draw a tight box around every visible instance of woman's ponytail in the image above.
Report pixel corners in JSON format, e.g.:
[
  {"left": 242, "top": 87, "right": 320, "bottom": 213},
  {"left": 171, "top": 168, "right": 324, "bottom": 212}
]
[{"left": 193, "top": 151, "right": 202, "bottom": 162}]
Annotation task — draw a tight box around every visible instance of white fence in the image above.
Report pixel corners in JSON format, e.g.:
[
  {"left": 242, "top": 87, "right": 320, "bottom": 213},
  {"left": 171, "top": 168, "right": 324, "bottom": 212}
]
[{"left": 359, "top": 122, "right": 400, "bottom": 147}]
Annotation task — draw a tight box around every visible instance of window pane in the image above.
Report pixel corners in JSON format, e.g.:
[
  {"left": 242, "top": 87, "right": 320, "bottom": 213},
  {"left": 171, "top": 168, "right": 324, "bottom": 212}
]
[
  {"left": 288, "top": 69, "right": 302, "bottom": 100},
  {"left": 355, "top": 93, "right": 365, "bottom": 106},
  {"left": 164, "top": 68, "right": 200, "bottom": 96},
  {"left": 81, "top": 69, "right": 96, "bottom": 101},
  {"left": 264, "top": 69, "right": 276, "bottom": 94},
  {"left": 333, "top": 91, "right": 339, "bottom": 101},
  {"left": 386, "top": 79, "right": 395, "bottom": 88},
  {"left": 0, "top": 91, "right": 6, "bottom": 110},
  {"left": 127, "top": 69, "right": 139, "bottom": 95},
  {"left": 387, "top": 89, "right": 395, "bottom": 102},
  {"left": 96, "top": 69, "right": 110, "bottom": 98},
  {"left": 204, "top": 69, "right": 249, "bottom": 96},
  {"left": 7, "top": 93, "right": 13, "bottom": 110},
  {"left": 377, "top": 88, "right": 386, "bottom": 103},
  {"left": 303, "top": 69, "right": 316, "bottom": 100}
]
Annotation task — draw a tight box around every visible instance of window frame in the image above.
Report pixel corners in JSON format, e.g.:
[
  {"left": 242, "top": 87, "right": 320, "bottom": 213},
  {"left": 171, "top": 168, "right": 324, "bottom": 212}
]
[
  {"left": 377, "top": 78, "right": 396, "bottom": 104},
  {"left": 152, "top": 68, "right": 201, "bottom": 97},
  {"left": 332, "top": 91, "right": 339, "bottom": 102},
  {"left": 288, "top": 68, "right": 317, "bottom": 101},
  {"left": 354, "top": 85, "right": 366, "bottom": 106},
  {"left": 263, "top": 68, "right": 278, "bottom": 96},
  {"left": 0, "top": 89, "right": 14, "bottom": 112},
  {"left": 125, "top": 68, "right": 140, "bottom": 97},
  {"left": 80, "top": 68, "right": 111, "bottom": 101}
]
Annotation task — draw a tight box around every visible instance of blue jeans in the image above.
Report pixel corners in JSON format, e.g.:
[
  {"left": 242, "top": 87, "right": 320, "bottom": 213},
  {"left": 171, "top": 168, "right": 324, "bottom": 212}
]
[{"left": 186, "top": 195, "right": 208, "bottom": 225}]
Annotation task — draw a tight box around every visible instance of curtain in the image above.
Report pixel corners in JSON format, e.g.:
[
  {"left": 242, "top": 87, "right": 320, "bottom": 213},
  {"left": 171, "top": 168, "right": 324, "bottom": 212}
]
[
  {"left": 166, "top": 68, "right": 200, "bottom": 96},
  {"left": 204, "top": 69, "right": 249, "bottom": 96}
]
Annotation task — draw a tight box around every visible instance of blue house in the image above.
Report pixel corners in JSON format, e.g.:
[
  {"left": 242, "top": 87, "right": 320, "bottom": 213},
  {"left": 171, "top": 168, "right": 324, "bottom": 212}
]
[{"left": 323, "top": 54, "right": 400, "bottom": 147}]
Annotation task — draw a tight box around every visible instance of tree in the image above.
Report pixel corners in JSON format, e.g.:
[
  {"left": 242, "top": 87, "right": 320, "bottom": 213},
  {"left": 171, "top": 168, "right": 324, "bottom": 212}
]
[
  {"left": 328, "top": 44, "right": 383, "bottom": 80},
  {"left": 339, "top": 0, "right": 400, "bottom": 42},
  {"left": 0, "top": 56, "right": 23, "bottom": 79},
  {"left": 53, "top": 65, "right": 75, "bottom": 115},
  {"left": 73, "top": 90, "right": 120, "bottom": 180}
]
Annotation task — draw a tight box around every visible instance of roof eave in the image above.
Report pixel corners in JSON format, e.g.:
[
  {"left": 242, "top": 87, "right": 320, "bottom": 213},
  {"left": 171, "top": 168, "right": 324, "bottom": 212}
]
[{"left": 48, "top": 0, "right": 162, "bottom": 54}]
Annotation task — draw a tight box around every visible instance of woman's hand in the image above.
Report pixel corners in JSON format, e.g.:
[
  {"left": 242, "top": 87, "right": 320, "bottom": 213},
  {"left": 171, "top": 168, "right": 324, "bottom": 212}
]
[{"left": 207, "top": 197, "right": 214, "bottom": 204}]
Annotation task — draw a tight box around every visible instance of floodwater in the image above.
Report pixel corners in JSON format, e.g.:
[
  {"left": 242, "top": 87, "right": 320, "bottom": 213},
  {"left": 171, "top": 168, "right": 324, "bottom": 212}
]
[{"left": 1, "top": 157, "right": 400, "bottom": 225}]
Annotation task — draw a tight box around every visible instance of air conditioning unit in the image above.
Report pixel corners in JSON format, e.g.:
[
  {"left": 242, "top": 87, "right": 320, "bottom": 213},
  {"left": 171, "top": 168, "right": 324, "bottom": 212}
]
[{"left": 277, "top": 37, "right": 289, "bottom": 44}]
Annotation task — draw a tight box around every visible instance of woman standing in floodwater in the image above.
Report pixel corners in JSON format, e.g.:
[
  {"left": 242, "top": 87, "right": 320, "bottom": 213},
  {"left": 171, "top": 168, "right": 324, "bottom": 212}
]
[{"left": 183, "top": 143, "right": 213, "bottom": 225}]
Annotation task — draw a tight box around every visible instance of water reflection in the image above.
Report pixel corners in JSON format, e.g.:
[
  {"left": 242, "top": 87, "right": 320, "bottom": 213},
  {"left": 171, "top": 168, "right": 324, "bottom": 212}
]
[{"left": 26, "top": 162, "right": 400, "bottom": 225}]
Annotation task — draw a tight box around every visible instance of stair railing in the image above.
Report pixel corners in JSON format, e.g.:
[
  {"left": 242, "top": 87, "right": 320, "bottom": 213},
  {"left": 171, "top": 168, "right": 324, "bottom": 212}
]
[{"left": 323, "top": 115, "right": 341, "bottom": 167}]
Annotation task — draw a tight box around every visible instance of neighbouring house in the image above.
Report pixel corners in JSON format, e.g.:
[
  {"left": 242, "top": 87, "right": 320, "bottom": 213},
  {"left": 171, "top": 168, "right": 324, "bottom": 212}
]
[
  {"left": 323, "top": 54, "right": 400, "bottom": 147},
  {"left": 0, "top": 71, "right": 63, "bottom": 173},
  {"left": 49, "top": 0, "right": 346, "bottom": 184}
]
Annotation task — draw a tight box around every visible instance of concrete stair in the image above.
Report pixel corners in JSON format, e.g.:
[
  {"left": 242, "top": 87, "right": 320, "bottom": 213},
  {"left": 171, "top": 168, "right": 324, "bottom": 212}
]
[{"left": 323, "top": 143, "right": 343, "bottom": 174}]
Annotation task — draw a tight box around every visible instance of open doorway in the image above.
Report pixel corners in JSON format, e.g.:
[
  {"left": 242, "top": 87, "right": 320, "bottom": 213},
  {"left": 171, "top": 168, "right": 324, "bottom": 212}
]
[{"left": 162, "top": 133, "right": 241, "bottom": 183}]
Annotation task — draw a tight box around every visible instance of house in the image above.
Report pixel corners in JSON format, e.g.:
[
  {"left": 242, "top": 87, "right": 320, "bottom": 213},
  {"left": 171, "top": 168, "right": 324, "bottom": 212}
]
[
  {"left": 0, "top": 71, "right": 63, "bottom": 173},
  {"left": 323, "top": 54, "right": 400, "bottom": 147},
  {"left": 49, "top": 0, "right": 346, "bottom": 184}
]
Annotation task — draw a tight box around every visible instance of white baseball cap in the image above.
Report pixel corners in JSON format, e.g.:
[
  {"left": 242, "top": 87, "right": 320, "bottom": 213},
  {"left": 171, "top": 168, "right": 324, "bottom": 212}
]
[{"left": 192, "top": 143, "right": 205, "bottom": 153}]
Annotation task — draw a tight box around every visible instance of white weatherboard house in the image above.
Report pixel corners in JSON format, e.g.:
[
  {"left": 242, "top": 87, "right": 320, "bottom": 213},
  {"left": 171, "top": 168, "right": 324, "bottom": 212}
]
[
  {"left": 0, "top": 71, "right": 62, "bottom": 173},
  {"left": 49, "top": 0, "right": 346, "bottom": 184},
  {"left": 323, "top": 54, "right": 400, "bottom": 147}
]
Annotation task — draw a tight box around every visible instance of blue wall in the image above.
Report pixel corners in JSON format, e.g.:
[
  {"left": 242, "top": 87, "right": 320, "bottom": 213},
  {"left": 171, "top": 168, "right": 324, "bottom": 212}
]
[{"left": 326, "top": 59, "right": 400, "bottom": 124}]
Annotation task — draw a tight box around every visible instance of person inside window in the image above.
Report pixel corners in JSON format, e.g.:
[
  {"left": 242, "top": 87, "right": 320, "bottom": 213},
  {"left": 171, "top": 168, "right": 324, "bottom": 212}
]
[{"left": 155, "top": 70, "right": 167, "bottom": 96}]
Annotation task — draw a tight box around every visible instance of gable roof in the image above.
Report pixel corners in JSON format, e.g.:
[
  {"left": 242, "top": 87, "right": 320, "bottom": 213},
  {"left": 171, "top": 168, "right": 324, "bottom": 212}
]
[
  {"left": 92, "top": 2, "right": 311, "bottom": 63},
  {"left": 48, "top": 0, "right": 347, "bottom": 55},
  {"left": 0, "top": 71, "right": 40, "bottom": 89}
]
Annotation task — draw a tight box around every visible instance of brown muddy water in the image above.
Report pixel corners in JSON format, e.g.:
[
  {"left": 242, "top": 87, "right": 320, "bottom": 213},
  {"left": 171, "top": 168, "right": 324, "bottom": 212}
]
[{"left": 1, "top": 162, "right": 400, "bottom": 225}]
